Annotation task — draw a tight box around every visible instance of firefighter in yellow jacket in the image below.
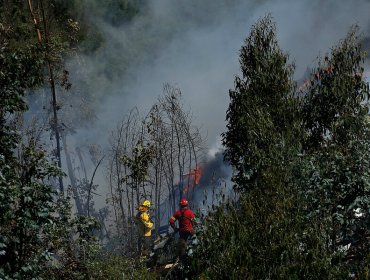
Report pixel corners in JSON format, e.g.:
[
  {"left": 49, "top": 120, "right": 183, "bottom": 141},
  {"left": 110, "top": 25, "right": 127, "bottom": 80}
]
[{"left": 136, "top": 200, "right": 153, "bottom": 256}]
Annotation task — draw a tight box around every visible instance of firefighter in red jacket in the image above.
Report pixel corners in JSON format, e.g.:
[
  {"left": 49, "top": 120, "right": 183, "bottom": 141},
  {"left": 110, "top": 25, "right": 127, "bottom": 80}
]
[{"left": 169, "top": 198, "right": 195, "bottom": 258}]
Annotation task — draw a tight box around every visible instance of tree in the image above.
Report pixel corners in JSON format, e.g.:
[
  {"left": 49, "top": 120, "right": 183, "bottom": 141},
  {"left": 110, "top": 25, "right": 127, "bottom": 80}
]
[
  {"left": 149, "top": 84, "right": 205, "bottom": 216},
  {"left": 0, "top": 3, "right": 100, "bottom": 278},
  {"left": 192, "top": 17, "right": 370, "bottom": 279},
  {"left": 0, "top": 23, "right": 59, "bottom": 278},
  {"left": 106, "top": 108, "right": 143, "bottom": 253},
  {"left": 298, "top": 27, "right": 370, "bottom": 275},
  {"left": 222, "top": 15, "right": 299, "bottom": 193},
  {"left": 302, "top": 27, "right": 369, "bottom": 150},
  {"left": 195, "top": 15, "right": 343, "bottom": 279},
  {"left": 105, "top": 85, "right": 205, "bottom": 254}
]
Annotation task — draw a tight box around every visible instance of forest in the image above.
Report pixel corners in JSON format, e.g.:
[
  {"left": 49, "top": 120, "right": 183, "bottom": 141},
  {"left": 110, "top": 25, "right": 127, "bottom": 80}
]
[{"left": 1, "top": 0, "right": 370, "bottom": 279}]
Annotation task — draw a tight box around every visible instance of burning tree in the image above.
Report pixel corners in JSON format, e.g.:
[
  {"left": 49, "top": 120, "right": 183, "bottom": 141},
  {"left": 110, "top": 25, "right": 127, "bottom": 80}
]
[
  {"left": 183, "top": 167, "right": 203, "bottom": 197},
  {"left": 106, "top": 85, "right": 205, "bottom": 254}
]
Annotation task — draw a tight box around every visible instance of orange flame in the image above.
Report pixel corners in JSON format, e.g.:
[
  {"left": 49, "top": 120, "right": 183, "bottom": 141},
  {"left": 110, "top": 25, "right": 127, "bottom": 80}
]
[
  {"left": 183, "top": 166, "right": 203, "bottom": 193},
  {"left": 298, "top": 66, "right": 362, "bottom": 92}
]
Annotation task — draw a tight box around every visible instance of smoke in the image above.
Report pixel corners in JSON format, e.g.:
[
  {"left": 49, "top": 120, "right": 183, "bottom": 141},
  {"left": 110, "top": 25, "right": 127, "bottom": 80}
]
[
  {"left": 25, "top": 0, "right": 370, "bottom": 215},
  {"left": 157, "top": 149, "right": 233, "bottom": 225},
  {"left": 67, "top": 0, "right": 370, "bottom": 153}
]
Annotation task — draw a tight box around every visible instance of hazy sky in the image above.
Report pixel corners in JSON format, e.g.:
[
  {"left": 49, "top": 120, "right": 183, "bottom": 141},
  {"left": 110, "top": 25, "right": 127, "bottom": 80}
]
[
  {"left": 69, "top": 0, "right": 370, "bottom": 155},
  {"left": 28, "top": 0, "right": 367, "bottom": 206}
]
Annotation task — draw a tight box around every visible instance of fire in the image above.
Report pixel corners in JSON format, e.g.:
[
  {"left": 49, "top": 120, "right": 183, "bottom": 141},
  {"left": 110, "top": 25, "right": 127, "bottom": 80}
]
[
  {"left": 183, "top": 166, "right": 203, "bottom": 193},
  {"left": 298, "top": 66, "right": 363, "bottom": 92}
]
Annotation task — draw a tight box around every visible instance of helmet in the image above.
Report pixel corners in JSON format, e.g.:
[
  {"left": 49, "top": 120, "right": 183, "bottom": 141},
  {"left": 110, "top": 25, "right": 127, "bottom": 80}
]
[
  {"left": 179, "top": 198, "right": 188, "bottom": 207},
  {"left": 141, "top": 200, "right": 151, "bottom": 208}
]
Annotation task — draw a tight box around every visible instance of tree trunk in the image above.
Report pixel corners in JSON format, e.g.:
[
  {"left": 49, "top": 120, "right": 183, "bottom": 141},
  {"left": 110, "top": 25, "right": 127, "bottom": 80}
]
[{"left": 61, "top": 132, "right": 83, "bottom": 215}]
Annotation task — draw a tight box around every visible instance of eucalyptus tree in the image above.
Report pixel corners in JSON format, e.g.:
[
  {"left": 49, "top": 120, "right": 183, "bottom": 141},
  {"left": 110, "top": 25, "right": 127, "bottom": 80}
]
[
  {"left": 0, "top": 16, "right": 60, "bottom": 279},
  {"left": 299, "top": 27, "right": 370, "bottom": 274},
  {"left": 222, "top": 15, "right": 299, "bottom": 193},
  {"left": 193, "top": 16, "right": 370, "bottom": 279},
  {"left": 0, "top": 2, "right": 101, "bottom": 278}
]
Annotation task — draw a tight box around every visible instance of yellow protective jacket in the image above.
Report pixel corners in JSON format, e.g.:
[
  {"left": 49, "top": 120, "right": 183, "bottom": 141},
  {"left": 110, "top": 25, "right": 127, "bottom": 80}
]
[{"left": 136, "top": 210, "right": 153, "bottom": 237}]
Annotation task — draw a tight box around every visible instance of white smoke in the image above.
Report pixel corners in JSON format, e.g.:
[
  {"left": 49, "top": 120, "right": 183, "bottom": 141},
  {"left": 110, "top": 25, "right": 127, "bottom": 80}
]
[
  {"left": 70, "top": 0, "right": 370, "bottom": 152},
  {"left": 28, "top": 0, "right": 370, "bottom": 210}
]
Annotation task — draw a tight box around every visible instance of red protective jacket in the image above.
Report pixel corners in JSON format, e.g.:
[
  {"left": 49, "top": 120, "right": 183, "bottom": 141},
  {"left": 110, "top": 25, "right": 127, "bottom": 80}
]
[{"left": 169, "top": 208, "right": 195, "bottom": 233}]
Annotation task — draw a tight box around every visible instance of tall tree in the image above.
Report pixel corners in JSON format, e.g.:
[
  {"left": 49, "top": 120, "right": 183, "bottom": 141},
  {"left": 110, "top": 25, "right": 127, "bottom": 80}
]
[
  {"left": 193, "top": 17, "right": 370, "bottom": 280},
  {"left": 106, "top": 85, "right": 205, "bottom": 253},
  {"left": 146, "top": 84, "right": 204, "bottom": 228},
  {"left": 299, "top": 27, "right": 370, "bottom": 273},
  {"left": 302, "top": 27, "right": 369, "bottom": 150},
  {"left": 0, "top": 20, "right": 60, "bottom": 279},
  {"left": 222, "top": 15, "right": 299, "bottom": 192},
  {"left": 0, "top": 2, "right": 100, "bottom": 278}
]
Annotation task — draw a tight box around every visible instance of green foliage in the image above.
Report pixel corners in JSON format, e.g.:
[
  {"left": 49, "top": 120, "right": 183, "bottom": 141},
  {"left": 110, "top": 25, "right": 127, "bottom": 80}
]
[
  {"left": 295, "top": 139, "right": 370, "bottom": 273},
  {"left": 0, "top": 144, "right": 62, "bottom": 279},
  {"left": 40, "top": 190, "right": 101, "bottom": 280},
  {"left": 1, "top": 2, "right": 369, "bottom": 278},
  {"left": 302, "top": 27, "right": 369, "bottom": 150},
  {"left": 0, "top": 3, "right": 101, "bottom": 278},
  {"left": 0, "top": 11, "right": 56, "bottom": 278},
  {"left": 298, "top": 26, "right": 370, "bottom": 275},
  {"left": 0, "top": 1, "right": 40, "bottom": 48},
  {"left": 193, "top": 189, "right": 349, "bottom": 279},
  {"left": 86, "top": 254, "right": 156, "bottom": 280},
  {"left": 0, "top": 38, "right": 44, "bottom": 159},
  {"left": 121, "top": 140, "right": 155, "bottom": 186},
  {"left": 194, "top": 16, "right": 370, "bottom": 280},
  {"left": 222, "top": 15, "right": 300, "bottom": 192}
]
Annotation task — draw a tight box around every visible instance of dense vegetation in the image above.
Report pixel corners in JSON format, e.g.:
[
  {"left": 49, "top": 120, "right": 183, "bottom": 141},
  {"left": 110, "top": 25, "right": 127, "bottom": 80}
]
[
  {"left": 0, "top": 1, "right": 151, "bottom": 279},
  {"left": 1, "top": 1, "right": 369, "bottom": 280},
  {"left": 191, "top": 16, "right": 370, "bottom": 279}
]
